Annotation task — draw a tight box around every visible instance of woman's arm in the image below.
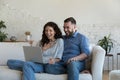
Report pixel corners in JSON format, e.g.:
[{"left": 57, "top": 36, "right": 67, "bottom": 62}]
[
  {"left": 49, "top": 38, "right": 64, "bottom": 64},
  {"left": 54, "top": 38, "right": 64, "bottom": 59}
]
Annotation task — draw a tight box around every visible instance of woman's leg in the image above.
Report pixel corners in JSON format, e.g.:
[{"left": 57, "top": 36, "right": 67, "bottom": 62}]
[
  {"left": 7, "top": 59, "right": 25, "bottom": 71},
  {"left": 23, "top": 62, "right": 44, "bottom": 80}
]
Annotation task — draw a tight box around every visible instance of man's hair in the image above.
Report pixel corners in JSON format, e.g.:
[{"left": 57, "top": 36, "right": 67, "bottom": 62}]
[{"left": 64, "top": 17, "right": 76, "bottom": 24}]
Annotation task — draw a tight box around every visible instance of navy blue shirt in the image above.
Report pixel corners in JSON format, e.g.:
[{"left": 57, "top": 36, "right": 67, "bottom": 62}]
[{"left": 62, "top": 31, "right": 90, "bottom": 63}]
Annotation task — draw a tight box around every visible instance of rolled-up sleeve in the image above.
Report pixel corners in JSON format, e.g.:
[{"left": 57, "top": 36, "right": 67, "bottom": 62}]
[{"left": 80, "top": 36, "right": 90, "bottom": 56}]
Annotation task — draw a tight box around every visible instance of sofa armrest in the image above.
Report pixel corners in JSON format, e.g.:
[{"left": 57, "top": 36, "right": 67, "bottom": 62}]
[{"left": 91, "top": 46, "right": 105, "bottom": 80}]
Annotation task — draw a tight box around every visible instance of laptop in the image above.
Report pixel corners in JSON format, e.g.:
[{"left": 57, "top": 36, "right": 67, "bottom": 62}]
[{"left": 23, "top": 46, "right": 43, "bottom": 63}]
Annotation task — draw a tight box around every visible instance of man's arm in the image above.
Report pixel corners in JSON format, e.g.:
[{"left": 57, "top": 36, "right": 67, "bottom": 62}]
[{"left": 67, "top": 53, "right": 88, "bottom": 63}]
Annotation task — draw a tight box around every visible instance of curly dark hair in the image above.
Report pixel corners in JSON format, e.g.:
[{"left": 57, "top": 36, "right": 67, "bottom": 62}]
[{"left": 40, "top": 22, "right": 62, "bottom": 46}]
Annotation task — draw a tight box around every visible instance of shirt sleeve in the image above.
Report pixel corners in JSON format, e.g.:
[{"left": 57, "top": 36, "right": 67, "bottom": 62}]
[
  {"left": 54, "top": 38, "right": 64, "bottom": 59},
  {"left": 80, "top": 36, "right": 90, "bottom": 56}
]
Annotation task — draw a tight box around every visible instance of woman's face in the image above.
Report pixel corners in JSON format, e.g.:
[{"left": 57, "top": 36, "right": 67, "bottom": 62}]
[{"left": 45, "top": 26, "right": 56, "bottom": 41}]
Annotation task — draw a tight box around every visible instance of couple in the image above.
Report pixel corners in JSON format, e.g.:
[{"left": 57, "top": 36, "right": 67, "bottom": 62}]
[{"left": 7, "top": 17, "right": 90, "bottom": 80}]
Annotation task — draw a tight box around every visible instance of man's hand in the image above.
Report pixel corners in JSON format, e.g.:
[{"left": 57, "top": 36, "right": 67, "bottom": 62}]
[
  {"left": 67, "top": 53, "right": 88, "bottom": 64},
  {"left": 67, "top": 56, "right": 78, "bottom": 64}
]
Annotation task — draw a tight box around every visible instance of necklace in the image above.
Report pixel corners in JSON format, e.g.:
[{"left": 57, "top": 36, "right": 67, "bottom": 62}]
[
  {"left": 42, "top": 40, "right": 56, "bottom": 51},
  {"left": 49, "top": 40, "right": 56, "bottom": 45}
]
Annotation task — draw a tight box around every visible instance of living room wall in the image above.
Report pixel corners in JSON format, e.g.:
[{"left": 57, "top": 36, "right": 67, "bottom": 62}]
[{"left": 0, "top": 0, "right": 120, "bottom": 70}]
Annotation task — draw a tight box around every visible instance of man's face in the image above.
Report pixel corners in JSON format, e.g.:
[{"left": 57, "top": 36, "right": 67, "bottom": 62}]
[{"left": 63, "top": 21, "right": 76, "bottom": 36}]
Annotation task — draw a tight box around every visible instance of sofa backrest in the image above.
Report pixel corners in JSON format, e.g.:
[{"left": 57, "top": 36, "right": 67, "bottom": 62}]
[
  {"left": 0, "top": 42, "right": 96, "bottom": 66},
  {"left": 0, "top": 42, "right": 30, "bottom": 66}
]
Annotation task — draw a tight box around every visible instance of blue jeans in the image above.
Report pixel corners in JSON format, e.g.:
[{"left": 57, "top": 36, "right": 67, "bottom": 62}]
[
  {"left": 7, "top": 59, "right": 66, "bottom": 80},
  {"left": 47, "top": 60, "right": 85, "bottom": 80},
  {"left": 44, "top": 61, "right": 66, "bottom": 74},
  {"left": 67, "top": 61, "right": 85, "bottom": 80},
  {"left": 7, "top": 59, "right": 44, "bottom": 80}
]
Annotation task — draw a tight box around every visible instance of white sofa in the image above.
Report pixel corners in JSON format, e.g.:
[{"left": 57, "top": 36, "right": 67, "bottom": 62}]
[
  {"left": 109, "top": 70, "right": 120, "bottom": 80},
  {"left": 0, "top": 42, "right": 105, "bottom": 80}
]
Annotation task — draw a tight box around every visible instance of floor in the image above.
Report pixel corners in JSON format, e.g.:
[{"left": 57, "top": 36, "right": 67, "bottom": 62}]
[{"left": 103, "top": 70, "right": 109, "bottom": 80}]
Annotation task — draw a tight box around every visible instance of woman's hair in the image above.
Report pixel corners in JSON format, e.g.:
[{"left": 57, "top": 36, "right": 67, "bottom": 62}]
[{"left": 40, "top": 22, "right": 62, "bottom": 46}]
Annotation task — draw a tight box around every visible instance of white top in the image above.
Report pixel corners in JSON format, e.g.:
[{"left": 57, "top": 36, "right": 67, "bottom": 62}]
[{"left": 39, "top": 38, "right": 64, "bottom": 63}]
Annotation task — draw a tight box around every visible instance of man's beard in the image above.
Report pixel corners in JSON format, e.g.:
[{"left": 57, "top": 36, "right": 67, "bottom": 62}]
[{"left": 66, "top": 31, "right": 74, "bottom": 37}]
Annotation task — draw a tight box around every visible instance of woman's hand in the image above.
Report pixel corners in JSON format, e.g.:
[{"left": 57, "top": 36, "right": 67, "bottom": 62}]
[
  {"left": 49, "top": 58, "right": 60, "bottom": 64},
  {"left": 49, "top": 58, "right": 55, "bottom": 64}
]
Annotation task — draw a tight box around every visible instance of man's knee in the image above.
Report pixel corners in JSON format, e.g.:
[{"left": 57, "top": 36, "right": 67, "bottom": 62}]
[
  {"left": 67, "top": 61, "right": 85, "bottom": 72},
  {"left": 68, "top": 61, "right": 78, "bottom": 68}
]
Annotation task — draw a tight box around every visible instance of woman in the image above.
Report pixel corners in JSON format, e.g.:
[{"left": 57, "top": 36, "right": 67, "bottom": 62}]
[{"left": 7, "top": 22, "right": 64, "bottom": 80}]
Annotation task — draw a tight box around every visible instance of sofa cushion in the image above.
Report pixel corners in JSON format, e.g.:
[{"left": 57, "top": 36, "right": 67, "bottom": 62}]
[
  {"left": 0, "top": 66, "right": 92, "bottom": 80},
  {"left": 0, "top": 66, "right": 22, "bottom": 80},
  {"left": 35, "top": 73, "right": 92, "bottom": 80}
]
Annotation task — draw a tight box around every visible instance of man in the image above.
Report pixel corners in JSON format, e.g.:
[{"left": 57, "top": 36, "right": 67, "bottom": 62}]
[
  {"left": 62, "top": 17, "right": 90, "bottom": 80},
  {"left": 46, "top": 17, "right": 90, "bottom": 80}
]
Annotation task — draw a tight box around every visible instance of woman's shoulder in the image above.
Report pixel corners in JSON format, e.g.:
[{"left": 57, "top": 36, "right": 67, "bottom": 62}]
[
  {"left": 56, "top": 38, "right": 63, "bottom": 42},
  {"left": 56, "top": 38, "right": 64, "bottom": 44},
  {"left": 56, "top": 38, "right": 64, "bottom": 46}
]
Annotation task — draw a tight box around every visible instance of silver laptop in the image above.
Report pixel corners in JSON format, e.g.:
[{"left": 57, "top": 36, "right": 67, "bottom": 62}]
[{"left": 23, "top": 46, "right": 43, "bottom": 63}]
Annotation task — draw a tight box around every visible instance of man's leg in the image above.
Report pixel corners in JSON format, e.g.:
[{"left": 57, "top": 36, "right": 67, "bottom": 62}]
[
  {"left": 7, "top": 59, "right": 25, "bottom": 71},
  {"left": 45, "top": 62, "right": 66, "bottom": 74},
  {"left": 23, "top": 62, "right": 44, "bottom": 80},
  {"left": 67, "top": 61, "right": 85, "bottom": 80}
]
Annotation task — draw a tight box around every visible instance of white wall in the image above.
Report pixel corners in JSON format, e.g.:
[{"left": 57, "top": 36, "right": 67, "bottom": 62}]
[{"left": 0, "top": 0, "right": 120, "bottom": 70}]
